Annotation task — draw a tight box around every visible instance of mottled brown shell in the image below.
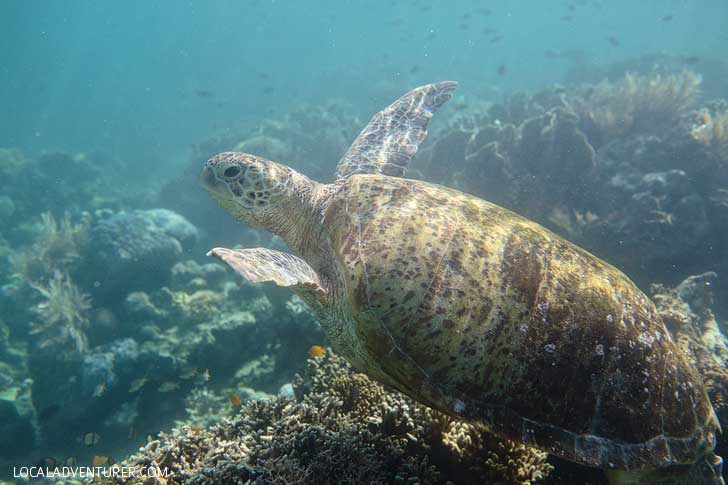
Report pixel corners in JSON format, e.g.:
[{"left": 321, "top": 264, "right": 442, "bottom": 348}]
[{"left": 323, "top": 174, "right": 719, "bottom": 471}]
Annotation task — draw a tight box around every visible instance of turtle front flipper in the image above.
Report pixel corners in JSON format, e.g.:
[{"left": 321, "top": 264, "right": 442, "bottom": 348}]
[
  {"left": 335, "top": 81, "right": 458, "bottom": 180},
  {"left": 207, "top": 247, "right": 326, "bottom": 300}
]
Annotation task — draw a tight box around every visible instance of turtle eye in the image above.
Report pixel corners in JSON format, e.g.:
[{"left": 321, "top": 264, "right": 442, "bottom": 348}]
[{"left": 223, "top": 166, "right": 241, "bottom": 178}]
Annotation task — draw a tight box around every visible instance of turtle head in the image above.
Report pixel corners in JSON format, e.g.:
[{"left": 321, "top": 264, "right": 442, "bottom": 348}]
[
  {"left": 200, "top": 152, "right": 320, "bottom": 244},
  {"left": 200, "top": 152, "right": 304, "bottom": 227}
]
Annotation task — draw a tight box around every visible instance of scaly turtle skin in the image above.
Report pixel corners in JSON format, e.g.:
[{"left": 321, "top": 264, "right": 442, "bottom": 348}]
[{"left": 200, "top": 82, "right": 724, "bottom": 484}]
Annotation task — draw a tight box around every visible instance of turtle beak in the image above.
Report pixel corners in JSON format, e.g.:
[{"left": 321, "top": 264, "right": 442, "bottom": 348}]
[
  {"left": 200, "top": 164, "right": 233, "bottom": 202},
  {"left": 199, "top": 165, "right": 220, "bottom": 193}
]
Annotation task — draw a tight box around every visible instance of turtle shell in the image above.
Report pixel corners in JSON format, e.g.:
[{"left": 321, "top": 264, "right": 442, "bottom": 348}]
[{"left": 322, "top": 174, "right": 719, "bottom": 471}]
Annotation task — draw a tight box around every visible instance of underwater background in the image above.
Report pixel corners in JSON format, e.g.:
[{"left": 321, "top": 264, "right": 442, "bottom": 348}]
[{"left": 1, "top": 1, "right": 728, "bottom": 483}]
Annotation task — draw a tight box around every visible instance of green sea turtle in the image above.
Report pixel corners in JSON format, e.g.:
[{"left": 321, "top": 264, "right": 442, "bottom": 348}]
[{"left": 200, "top": 82, "right": 724, "bottom": 484}]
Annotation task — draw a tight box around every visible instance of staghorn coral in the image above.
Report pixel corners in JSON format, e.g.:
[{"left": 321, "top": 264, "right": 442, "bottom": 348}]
[
  {"left": 441, "top": 420, "right": 552, "bottom": 485},
  {"left": 93, "top": 350, "right": 552, "bottom": 485},
  {"left": 573, "top": 71, "right": 701, "bottom": 144},
  {"left": 12, "top": 211, "right": 89, "bottom": 283},
  {"left": 30, "top": 270, "right": 92, "bottom": 354}
]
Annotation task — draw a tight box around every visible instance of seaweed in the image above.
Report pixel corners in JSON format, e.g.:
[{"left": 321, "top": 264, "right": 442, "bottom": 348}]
[
  {"left": 11, "top": 211, "right": 89, "bottom": 283},
  {"left": 573, "top": 71, "right": 701, "bottom": 145},
  {"left": 691, "top": 106, "right": 728, "bottom": 164},
  {"left": 30, "top": 271, "right": 92, "bottom": 354}
]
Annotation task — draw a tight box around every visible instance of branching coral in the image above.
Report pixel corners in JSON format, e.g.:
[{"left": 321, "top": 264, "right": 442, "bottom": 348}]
[
  {"left": 93, "top": 351, "right": 552, "bottom": 485},
  {"left": 30, "top": 270, "right": 92, "bottom": 354},
  {"left": 12, "top": 211, "right": 89, "bottom": 282},
  {"left": 441, "top": 420, "right": 553, "bottom": 485},
  {"left": 574, "top": 71, "right": 701, "bottom": 143}
]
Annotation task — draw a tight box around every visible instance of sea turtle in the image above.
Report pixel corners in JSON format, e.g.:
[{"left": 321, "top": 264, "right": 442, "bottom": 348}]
[{"left": 200, "top": 82, "right": 724, "bottom": 484}]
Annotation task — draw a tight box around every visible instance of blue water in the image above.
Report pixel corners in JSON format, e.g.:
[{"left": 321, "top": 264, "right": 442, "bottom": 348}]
[{"left": 2, "top": 1, "right": 725, "bottom": 166}]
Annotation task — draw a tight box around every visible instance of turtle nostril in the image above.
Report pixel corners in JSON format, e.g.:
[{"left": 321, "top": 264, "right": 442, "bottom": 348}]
[{"left": 223, "top": 166, "right": 241, "bottom": 178}]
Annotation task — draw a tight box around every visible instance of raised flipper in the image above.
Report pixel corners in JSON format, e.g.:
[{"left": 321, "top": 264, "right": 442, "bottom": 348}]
[
  {"left": 207, "top": 247, "right": 326, "bottom": 299},
  {"left": 335, "top": 81, "right": 458, "bottom": 180}
]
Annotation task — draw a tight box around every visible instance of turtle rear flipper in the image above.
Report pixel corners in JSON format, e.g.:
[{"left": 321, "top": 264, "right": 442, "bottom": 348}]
[
  {"left": 606, "top": 452, "right": 724, "bottom": 485},
  {"left": 207, "top": 247, "right": 326, "bottom": 299},
  {"left": 335, "top": 81, "right": 458, "bottom": 180}
]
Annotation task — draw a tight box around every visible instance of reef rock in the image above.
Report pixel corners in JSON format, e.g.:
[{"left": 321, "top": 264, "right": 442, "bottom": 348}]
[
  {"left": 80, "top": 209, "right": 198, "bottom": 302},
  {"left": 652, "top": 272, "right": 728, "bottom": 427}
]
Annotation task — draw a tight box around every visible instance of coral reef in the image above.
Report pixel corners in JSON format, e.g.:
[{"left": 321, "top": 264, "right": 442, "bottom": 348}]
[
  {"left": 1, "top": 59, "right": 727, "bottom": 484},
  {"left": 93, "top": 351, "right": 552, "bottom": 485}
]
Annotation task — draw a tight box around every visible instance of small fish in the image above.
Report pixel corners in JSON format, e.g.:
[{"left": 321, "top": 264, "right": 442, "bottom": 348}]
[
  {"left": 92, "top": 455, "right": 113, "bottom": 467},
  {"left": 195, "top": 90, "right": 213, "bottom": 98},
  {"left": 544, "top": 49, "right": 558, "bottom": 58},
  {"left": 489, "top": 35, "right": 503, "bottom": 44},
  {"left": 308, "top": 345, "right": 326, "bottom": 358},
  {"left": 198, "top": 369, "right": 211, "bottom": 383},
  {"left": 230, "top": 392, "right": 243, "bottom": 406},
  {"left": 483, "top": 27, "right": 497, "bottom": 34},
  {"left": 262, "top": 86, "right": 275, "bottom": 95},
  {"left": 64, "top": 456, "right": 77, "bottom": 467},
  {"left": 497, "top": 64, "right": 507, "bottom": 76},
  {"left": 158, "top": 381, "right": 180, "bottom": 393},
  {"left": 560, "top": 15, "right": 572, "bottom": 21},
  {"left": 478, "top": 8, "right": 492, "bottom": 16},
  {"left": 79, "top": 432, "right": 101, "bottom": 447},
  {"left": 92, "top": 382, "right": 106, "bottom": 397},
  {"left": 128, "top": 426, "right": 137, "bottom": 440},
  {"left": 190, "top": 427, "right": 204, "bottom": 434},
  {"left": 607, "top": 36, "right": 620, "bottom": 46},
  {"left": 661, "top": 15, "right": 673, "bottom": 21},
  {"left": 683, "top": 56, "right": 701, "bottom": 65},
  {"left": 180, "top": 368, "right": 198, "bottom": 380},
  {"left": 457, "top": 23, "right": 469, "bottom": 30},
  {"left": 129, "top": 378, "right": 147, "bottom": 393},
  {"left": 425, "top": 32, "right": 438, "bottom": 40},
  {"left": 409, "top": 65, "right": 420, "bottom": 74}
]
